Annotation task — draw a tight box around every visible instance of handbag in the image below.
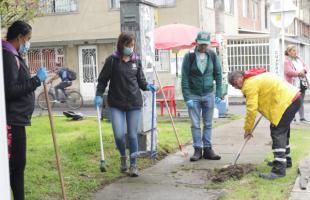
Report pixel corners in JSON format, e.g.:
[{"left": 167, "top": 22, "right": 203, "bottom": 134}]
[
  {"left": 291, "top": 59, "right": 308, "bottom": 91},
  {"left": 300, "top": 78, "right": 308, "bottom": 91}
]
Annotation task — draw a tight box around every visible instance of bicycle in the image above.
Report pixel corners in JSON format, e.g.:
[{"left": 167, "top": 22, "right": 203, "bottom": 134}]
[{"left": 37, "top": 82, "right": 83, "bottom": 110}]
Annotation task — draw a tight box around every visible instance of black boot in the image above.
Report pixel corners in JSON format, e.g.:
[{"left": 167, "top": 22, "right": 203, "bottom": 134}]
[
  {"left": 262, "top": 160, "right": 286, "bottom": 180},
  {"left": 267, "top": 158, "right": 292, "bottom": 168},
  {"left": 190, "top": 148, "right": 202, "bottom": 162},
  {"left": 286, "top": 157, "right": 292, "bottom": 168},
  {"left": 259, "top": 172, "right": 285, "bottom": 180},
  {"left": 203, "top": 147, "right": 221, "bottom": 160}
]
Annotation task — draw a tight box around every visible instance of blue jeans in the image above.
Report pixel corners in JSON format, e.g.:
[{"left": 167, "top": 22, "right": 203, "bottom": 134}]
[
  {"left": 188, "top": 93, "right": 214, "bottom": 148},
  {"left": 110, "top": 107, "right": 141, "bottom": 167}
]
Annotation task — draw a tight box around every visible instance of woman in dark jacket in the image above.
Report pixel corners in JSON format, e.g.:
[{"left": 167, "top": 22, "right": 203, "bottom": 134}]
[
  {"left": 2, "top": 20, "right": 47, "bottom": 200},
  {"left": 94, "top": 33, "right": 157, "bottom": 177}
]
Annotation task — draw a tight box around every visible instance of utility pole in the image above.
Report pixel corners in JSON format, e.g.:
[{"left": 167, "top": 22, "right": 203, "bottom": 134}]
[
  {"left": 120, "top": 0, "right": 157, "bottom": 151},
  {"left": 214, "top": 0, "right": 229, "bottom": 111}
]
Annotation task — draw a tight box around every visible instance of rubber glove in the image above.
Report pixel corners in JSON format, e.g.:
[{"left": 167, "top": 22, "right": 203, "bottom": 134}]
[
  {"left": 147, "top": 84, "right": 159, "bottom": 92},
  {"left": 94, "top": 96, "right": 103, "bottom": 107},
  {"left": 36, "top": 67, "right": 48, "bottom": 82},
  {"left": 215, "top": 97, "right": 221, "bottom": 104},
  {"left": 186, "top": 100, "right": 194, "bottom": 109}
]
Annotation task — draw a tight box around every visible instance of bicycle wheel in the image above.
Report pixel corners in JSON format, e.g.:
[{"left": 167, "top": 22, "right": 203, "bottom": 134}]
[
  {"left": 66, "top": 91, "right": 83, "bottom": 109},
  {"left": 37, "top": 92, "right": 56, "bottom": 110}
]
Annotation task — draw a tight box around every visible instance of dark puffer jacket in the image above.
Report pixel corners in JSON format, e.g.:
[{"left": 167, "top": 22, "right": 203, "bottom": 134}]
[
  {"left": 96, "top": 53, "right": 148, "bottom": 110},
  {"left": 3, "top": 48, "right": 41, "bottom": 126}
]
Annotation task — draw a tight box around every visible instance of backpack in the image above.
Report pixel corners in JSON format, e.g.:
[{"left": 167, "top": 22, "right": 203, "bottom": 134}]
[
  {"left": 188, "top": 49, "right": 218, "bottom": 79},
  {"left": 65, "top": 68, "right": 77, "bottom": 81}
]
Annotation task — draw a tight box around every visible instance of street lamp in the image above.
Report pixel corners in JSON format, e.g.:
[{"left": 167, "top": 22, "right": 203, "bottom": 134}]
[{"left": 270, "top": 0, "right": 297, "bottom": 75}]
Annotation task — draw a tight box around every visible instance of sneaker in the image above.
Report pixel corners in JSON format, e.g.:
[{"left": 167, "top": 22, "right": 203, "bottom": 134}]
[
  {"left": 129, "top": 166, "right": 139, "bottom": 177},
  {"left": 120, "top": 156, "right": 128, "bottom": 172},
  {"left": 259, "top": 172, "right": 285, "bottom": 180}
]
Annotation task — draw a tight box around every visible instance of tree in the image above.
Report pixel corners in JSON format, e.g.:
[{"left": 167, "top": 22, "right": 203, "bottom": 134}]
[{"left": 0, "top": 0, "right": 40, "bottom": 28}]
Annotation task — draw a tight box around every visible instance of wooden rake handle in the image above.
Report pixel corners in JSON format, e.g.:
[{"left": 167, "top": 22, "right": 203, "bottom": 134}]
[
  {"left": 43, "top": 81, "right": 67, "bottom": 200},
  {"left": 233, "top": 115, "right": 263, "bottom": 165}
]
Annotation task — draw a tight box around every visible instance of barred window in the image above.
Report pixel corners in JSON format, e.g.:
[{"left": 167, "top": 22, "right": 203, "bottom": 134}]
[
  {"left": 27, "top": 47, "right": 64, "bottom": 74},
  {"left": 40, "top": 0, "right": 78, "bottom": 14},
  {"left": 227, "top": 38, "right": 270, "bottom": 72}
]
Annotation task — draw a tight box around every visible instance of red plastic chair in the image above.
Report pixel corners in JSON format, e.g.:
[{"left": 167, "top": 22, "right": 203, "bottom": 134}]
[{"left": 156, "top": 85, "right": 176, "bottom": 117}]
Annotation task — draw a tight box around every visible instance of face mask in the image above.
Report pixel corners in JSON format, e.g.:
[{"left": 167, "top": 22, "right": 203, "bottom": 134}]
[
  {"left": 123, "top": 47, "right": 134, "bottom": 56},
  {"left": 19, "top": 41, "right": 31, "bottom": 55}
]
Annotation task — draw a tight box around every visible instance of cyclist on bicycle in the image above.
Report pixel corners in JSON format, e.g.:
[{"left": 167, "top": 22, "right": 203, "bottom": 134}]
[{"left": 49, "top": 62, "right": 75, "bottom": 101}]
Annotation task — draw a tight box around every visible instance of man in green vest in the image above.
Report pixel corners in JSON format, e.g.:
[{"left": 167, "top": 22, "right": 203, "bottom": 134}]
[{"left": 181, "top": 31, "right": 223, "bottom": 162}]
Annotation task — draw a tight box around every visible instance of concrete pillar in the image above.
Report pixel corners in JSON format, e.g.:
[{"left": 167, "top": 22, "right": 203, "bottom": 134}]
[
  {"left": 0, "top": 28, "right": 11, "bottom": 200},
  {"left": 120, "top": 0, "right": 157, "bottom": 151}
]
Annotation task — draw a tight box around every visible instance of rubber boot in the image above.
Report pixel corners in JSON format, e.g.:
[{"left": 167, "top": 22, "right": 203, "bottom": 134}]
[
  {"left": 120, "top": 156, "right": 128, "bottom": 172},
  {"left": 261, "top": 160, "right": 286, "bottom": 180},
  {"left": 203, "top": 147, "right": 221, "bottom": 160},
  {"left": 267, "top": 158, "right": 292, "bottom": 168},
  {"left": 259, "top": 172, "right": 285, "bottom": 180},
  {"left": 190, "top": 148, "right": 202, "bottom": 162},
  {"left": 129, "top": 166, "right": 139, "bottom": 177}
]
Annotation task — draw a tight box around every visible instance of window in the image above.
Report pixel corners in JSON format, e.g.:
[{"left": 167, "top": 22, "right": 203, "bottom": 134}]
[
  {"left": 109, "top": 0, "right": 120, "bottom": 9},
  {"left": 206, "top": 0, "right": 214, "bottom": 9},
  {"left": 227, "top": 38, "right": 270, "bottom": 72},
  {"left": 27, "top": 47, "right": 64, "bottom": 74},
  {"left": 224, "top": 0, "right": 234, "bottom": 14},
  {"left": 40, "top": 0, "right": 78, "bottom": 14},
  {"left": 109, "top": 0, "right": 176, "bottom": 9},
  {"left": 243, "top": 0, "right": 249, "bottom": 17}
]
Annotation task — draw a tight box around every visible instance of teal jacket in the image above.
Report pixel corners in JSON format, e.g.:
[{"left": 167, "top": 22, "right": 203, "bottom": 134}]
[{"left": 181, "top": 49, "right": 222, "bottom": 102}]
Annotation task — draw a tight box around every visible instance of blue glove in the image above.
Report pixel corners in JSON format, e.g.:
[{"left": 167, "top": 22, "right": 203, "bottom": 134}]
[
  {"left": 215, "top": 97, "right": 221, "bottom": 104},
  {"left": 186, "top": 100, "right": 194, "bottom": 109},
  {"left": 36, "top": 67, "right": 48, "bottom": 82},
  {"left": 147, "top": 84, "right": 159, "bottom": 92},
  {"left": 94, "top": 96, "right": 103, "bottom": 107}
]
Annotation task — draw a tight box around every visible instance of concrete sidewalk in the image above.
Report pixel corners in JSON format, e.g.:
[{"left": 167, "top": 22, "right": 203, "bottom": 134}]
[{"left": 93, "top": 118, "right": 271, "bottom": 200}]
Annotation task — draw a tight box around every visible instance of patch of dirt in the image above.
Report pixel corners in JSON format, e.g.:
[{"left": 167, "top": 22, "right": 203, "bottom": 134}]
[{"left": 208, "top": 164, "right": 255, "bottom": 183}]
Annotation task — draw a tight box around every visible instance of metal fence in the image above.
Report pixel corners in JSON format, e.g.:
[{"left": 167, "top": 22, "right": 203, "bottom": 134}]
[
  {"left": 227, "top": 37, "right": 270, "bottom": 72},
  {"left": 40, "top": 0, "right": 78, "bottom": 14},
  {"left": 27, "top": 47, "right": 64, "bottom": 74}
]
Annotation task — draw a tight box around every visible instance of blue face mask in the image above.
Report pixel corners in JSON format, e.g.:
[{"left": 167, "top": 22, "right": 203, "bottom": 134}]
[
  {"left": 19, "top": 41, "right": 31, "bottom": 55},
  {"left": 123, "top": 47, "right": 134, "bottom": 56}
]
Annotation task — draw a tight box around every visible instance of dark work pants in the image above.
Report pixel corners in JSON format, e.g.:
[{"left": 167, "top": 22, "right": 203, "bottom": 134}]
[
  {"left": 55, "top": 81, "right": 72, "bottom": 100},
  {"left": 8, "top": 125, "right": 26, "bottom": 200},
  {"left": 270, "top": 96, "right": 301, "bottom": 175}
]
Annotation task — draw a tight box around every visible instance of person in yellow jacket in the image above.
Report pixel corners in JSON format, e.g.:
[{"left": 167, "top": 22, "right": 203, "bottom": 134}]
[{"left": 228, "top": 70, "right": 301, "bottom": 180}]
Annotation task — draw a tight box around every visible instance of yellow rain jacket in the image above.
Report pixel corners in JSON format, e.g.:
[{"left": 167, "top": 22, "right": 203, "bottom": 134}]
[{"left": 241, "top": 72, "right": 299, "bottom": 132}]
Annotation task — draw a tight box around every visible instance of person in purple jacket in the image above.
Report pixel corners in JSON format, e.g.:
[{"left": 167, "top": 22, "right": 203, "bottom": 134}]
[
  {"left": 94, "top": 33, "right": 158, "bottom": 177},
  {"left": 2, "top": 20, "right": 47, "bottom": 200}
]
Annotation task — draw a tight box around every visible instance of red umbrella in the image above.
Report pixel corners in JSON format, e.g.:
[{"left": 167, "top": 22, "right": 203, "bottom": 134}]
[
  {"left": 155, "top": 23, "right": 199, "bottom": 50},
  {"left": 155, "top": 24, "right": 219, "bottom": 76}
]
